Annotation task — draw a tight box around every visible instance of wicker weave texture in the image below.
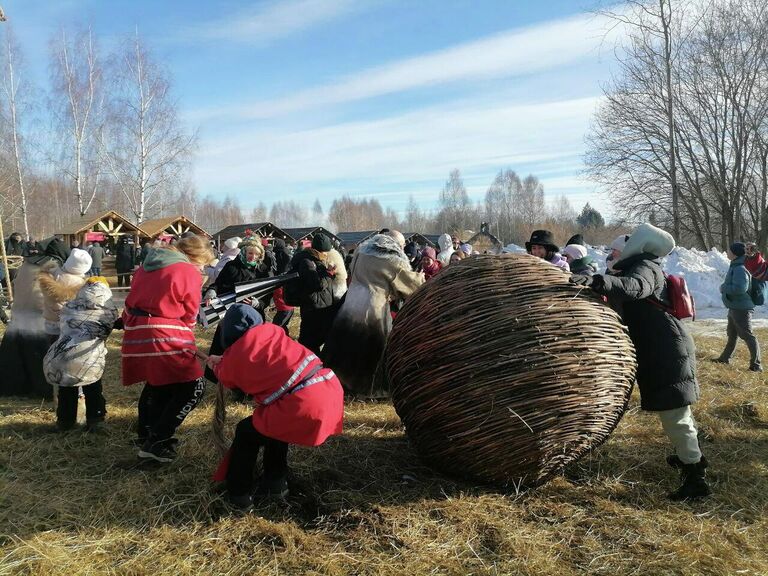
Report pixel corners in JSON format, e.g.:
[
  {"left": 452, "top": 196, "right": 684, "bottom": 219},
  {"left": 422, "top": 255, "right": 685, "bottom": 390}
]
[{"left": 386, "top": 254, "right": 637, "bottom": 487}]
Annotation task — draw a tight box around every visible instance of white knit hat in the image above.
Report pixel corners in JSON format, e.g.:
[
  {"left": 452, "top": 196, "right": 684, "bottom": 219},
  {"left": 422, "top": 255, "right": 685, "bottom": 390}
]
[
  {"left": 63, "top": 248, "right": 93, "bottom": 276},
  {"left": 610, "top": 234, "right": 630, "bottom": 252},
  {"left": 563, "top": 244, "right": 587, "bottom": 260},
  {"left": 224, "top": 236, "right": 242, "bottom": 251}
]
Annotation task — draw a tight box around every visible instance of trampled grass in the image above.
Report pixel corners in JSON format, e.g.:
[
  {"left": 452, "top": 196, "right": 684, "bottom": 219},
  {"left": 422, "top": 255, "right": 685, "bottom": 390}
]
[{"left": 0, "top": 321, "right": 767, "bottom": 575}]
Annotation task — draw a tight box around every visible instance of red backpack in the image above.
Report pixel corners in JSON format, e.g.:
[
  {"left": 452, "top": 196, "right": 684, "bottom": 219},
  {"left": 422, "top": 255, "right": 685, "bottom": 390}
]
[{"left": 650, "top": 273, "right": 696, "bottom": 321}]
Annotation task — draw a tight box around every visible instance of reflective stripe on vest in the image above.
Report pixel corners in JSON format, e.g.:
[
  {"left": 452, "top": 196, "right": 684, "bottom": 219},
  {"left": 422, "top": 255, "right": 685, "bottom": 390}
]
[{"left": 261, "top": 354, "right": 317, "bottom": 406}]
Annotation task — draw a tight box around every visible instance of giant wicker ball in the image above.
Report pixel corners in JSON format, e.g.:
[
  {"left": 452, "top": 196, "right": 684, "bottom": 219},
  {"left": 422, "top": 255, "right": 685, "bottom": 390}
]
[{"left": 385, "top": 254, "right": 636, "bottom": 487}]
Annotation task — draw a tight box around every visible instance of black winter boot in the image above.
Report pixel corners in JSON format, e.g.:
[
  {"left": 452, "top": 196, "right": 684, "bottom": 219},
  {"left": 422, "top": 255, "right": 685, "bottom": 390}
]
[{"left": 668, "top": 456, "right": 711, "bottom": 501}]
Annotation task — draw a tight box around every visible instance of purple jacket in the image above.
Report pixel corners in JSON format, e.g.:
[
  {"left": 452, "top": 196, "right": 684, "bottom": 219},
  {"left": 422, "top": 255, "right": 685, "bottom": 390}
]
[{"left": 549, "top": 253, "right": 570, "bottom": 272}]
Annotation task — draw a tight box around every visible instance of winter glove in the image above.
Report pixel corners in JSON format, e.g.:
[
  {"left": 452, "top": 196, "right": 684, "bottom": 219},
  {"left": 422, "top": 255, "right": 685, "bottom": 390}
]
[
  {"left": 569, "top": 274, "right": 594, "bottom": 287},
  {"left": 113, "top": 317, "right": 124, "bottom": 331}
]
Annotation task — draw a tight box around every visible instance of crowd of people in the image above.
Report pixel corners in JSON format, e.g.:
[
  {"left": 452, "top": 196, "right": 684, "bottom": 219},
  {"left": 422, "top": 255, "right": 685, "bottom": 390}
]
[{"left": 7, "top": 221, "right": 766, "bottom": 509}]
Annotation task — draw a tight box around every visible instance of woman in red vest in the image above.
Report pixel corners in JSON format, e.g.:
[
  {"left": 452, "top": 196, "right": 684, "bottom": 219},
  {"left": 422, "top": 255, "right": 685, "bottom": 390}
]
[
  {"left": 207, "top": 304, "right": 344, "bottom": 510},
  {"left": 121, "top": 235, "right": 212, "bottom": 463}
]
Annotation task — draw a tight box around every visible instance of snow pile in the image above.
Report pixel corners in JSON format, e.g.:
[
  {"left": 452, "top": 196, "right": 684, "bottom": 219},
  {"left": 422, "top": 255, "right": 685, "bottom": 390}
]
[
  {"left": 500, "top": 242, "right": 753, "bottom": 320},
  {"left": 663, "top": 248, "right": 730, "bottom": 315}
]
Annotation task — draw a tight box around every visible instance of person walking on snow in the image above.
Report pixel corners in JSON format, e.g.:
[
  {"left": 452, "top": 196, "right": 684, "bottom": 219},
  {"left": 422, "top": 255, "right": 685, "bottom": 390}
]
[
  {"left": 570, "top": 223, "right": 710, "bottom": 501},
  {"left": 713, "top": 242, "right": 761, "bottom": 371}
]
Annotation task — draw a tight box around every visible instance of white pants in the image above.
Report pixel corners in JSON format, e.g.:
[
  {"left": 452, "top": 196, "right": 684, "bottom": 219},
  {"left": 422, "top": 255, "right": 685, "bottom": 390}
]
[{"left": 658, "top": 406, "right": 702, "bottom": 464}]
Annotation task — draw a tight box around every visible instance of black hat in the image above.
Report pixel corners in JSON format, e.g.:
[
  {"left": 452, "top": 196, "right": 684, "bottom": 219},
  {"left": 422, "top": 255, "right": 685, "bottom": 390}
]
[
  {"left": 525, "top": 229, "right": 558, "bottom": 252},
  {"left": 566, "top": 233, "right": 585, "bottom": 247},
  {"left": 311, "top": 234, "right": 333, "bottom": 252}
]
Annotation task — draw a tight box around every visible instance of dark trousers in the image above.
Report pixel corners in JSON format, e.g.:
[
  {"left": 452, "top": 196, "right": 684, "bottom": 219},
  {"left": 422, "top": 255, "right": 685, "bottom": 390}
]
[
  {"left": 272, "top": 309, "right": 294, "bottom": 335},
  {"left": 137, "top": 379, "right": 206, "bottom": 441},
  {"left": 721, "top": 308, "right": 761, "bottom": 366},
  {"left": 57, "top": 380, "right": 105, "bottom": 428},
  {"left": 298, "top": 307, "right": 335, "bottom": 354},
  {"left": 117, "top": 272, "right": 132, "bottom": 287},
  {"left": 226, "top": 416, "right": 289, "bottom": 496}
]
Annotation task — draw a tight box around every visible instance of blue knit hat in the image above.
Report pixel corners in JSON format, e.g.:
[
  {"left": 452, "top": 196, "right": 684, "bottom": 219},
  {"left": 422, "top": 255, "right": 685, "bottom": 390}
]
[
  {"left": 730, "top": 242, "right": 746, "bottom": 257},
  {"left": 220, "top": 304, "right": 263, "bottom": 349}
]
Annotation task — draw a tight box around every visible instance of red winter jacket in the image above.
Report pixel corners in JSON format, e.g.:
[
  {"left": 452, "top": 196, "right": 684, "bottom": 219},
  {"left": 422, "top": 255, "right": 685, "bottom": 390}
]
[
  {"left": 121, "top": 251, "right": 203, "bottom": 386},
  {"left": 745, "top": 252, "right": 768, "bottom": 281},
  {"left": 214, "top": 323, "right": 344, "bottom": 446},
  {"left": 272, "top": 286, "right": 293, "bottom": 312}
]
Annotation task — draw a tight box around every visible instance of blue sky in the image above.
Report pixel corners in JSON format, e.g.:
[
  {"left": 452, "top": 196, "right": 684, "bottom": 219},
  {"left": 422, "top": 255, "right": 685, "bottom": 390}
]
[{"left": 2, "top": 0, "right": 621, "bottom": 218}]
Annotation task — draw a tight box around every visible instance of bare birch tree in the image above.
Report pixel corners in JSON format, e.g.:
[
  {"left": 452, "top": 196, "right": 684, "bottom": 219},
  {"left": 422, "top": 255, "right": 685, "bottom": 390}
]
[
  {"left": 50, "top": 27, "right": 104, "bottom": 217},
  {"left": 101, "top": 32, "right": 195, "bottom": 224},
  {"left": 0, "top": 26, "right": 30, "bottom": 239}
]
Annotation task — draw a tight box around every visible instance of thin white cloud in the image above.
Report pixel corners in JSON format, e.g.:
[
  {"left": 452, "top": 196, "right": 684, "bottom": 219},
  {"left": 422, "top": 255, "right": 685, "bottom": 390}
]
[
  {"left": 213, "top": 11, "right": 619, "bottom": 119},
  {"left": 196, "top": 95, "right": 603, "bottom": 207},
  {"left": 180, "top": 0, "right": 361, "bottom": 45}
]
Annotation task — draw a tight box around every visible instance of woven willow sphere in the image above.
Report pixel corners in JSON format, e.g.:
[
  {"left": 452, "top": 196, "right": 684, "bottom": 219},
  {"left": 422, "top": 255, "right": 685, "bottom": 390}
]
[{"left": 386, "top": 254, "right": 637, "bottom": 487}]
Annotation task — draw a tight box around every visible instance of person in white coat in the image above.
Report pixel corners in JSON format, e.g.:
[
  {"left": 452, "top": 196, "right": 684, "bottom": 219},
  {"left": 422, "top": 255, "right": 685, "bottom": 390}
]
[{"left": 436, "top": 233, "right": 454, "bottom": 267}]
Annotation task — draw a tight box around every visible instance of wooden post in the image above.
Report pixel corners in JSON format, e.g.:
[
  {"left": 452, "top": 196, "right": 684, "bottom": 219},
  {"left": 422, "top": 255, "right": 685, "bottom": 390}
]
[{"left": 0, "top": 217, "right": 13, "bottom": 304}]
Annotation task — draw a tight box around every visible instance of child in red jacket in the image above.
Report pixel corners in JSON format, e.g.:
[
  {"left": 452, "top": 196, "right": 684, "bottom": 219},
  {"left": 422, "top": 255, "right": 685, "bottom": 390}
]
[{"left": 207, "top": 304, "right": 344, "bottom": 511}]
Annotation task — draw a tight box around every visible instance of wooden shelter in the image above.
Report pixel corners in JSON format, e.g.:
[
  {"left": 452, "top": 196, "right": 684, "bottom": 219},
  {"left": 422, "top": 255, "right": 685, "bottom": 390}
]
[
  {"left": 282, "top": 227, "right": 342, "bottom": 249},
  {"left": 139, "top": 215, "right": 210, "bottom": 241},
  {"left": 403, "top": 232, "right": 436, "bottom": 248},
  {"left": 467, "top": 223, "right": 503, "bottom": 254},
  {"left": 336, "top": 230, "right": 377, "bottom": 251},
  {"left": 212, "top": 222, "right": 293, "bottom": 247},
  {"left": 57, "top": 210, "right": 145, "bottom": 251}
]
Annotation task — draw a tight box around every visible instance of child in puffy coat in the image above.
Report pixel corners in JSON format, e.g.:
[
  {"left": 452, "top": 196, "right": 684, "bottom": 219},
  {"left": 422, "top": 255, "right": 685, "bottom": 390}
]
[
  {"left": 207, "top": 304, "right": 344, "bottom": 511},
  {"left": 38, "top": 248, "right": 93, "bottom": 342},
  {"left": 43, "top": 277, "right": 118, "bottom": 431}
]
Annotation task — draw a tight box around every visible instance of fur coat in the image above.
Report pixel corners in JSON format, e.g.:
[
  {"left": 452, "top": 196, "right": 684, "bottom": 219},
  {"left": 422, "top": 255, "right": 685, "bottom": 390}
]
[
  {"left": 43, "top": 282, "right": 118, "bottom": 387},
  {"left": 326, "top": 248, "right": 348, "bottom": 301},
  {"left": 323, "top": 234, "right": 424, "bottom": 397},
  {"left": 38, "top": 262, "right": 88, "bottom": 335}
]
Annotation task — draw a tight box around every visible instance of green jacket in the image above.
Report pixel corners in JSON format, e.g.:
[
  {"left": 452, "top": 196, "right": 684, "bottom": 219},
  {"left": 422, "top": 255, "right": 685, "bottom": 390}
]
[{"left": 720, "top": 256, "right": 754, "bottom": 310}]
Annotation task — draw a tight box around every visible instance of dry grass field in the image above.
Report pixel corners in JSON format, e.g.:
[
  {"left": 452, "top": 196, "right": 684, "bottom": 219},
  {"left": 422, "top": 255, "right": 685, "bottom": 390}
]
[{"left": 0, "top": 319, "right": 767, "bottom": 575}]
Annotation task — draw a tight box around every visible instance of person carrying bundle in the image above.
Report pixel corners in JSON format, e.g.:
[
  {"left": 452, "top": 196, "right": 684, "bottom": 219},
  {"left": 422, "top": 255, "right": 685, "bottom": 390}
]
[{"left": 206, "top": 304, "right": 344, "bottom": 511}]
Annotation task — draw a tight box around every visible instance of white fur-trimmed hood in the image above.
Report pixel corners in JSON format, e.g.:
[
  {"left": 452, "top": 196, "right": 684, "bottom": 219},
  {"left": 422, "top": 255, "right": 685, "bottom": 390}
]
[{"left": 358, "top": 234, "right": 409, "bottom": 264}]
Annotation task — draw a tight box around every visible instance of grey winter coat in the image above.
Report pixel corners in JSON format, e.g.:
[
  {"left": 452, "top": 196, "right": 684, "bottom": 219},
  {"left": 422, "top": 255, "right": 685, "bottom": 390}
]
[
  {"left": 88, "top": 244, "right": 105, "bottom": 268},
  {"left": 592, "top": 253, "right": 699, "bottom": 411}
]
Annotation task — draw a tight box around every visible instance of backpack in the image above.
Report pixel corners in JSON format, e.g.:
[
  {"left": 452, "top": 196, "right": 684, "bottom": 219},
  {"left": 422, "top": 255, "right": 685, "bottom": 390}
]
[
  {"left": 749, "top": 276, "right": 768, "bottom": 306},
  {"left": 650, "top": 273, "right": 696, "bottom": 321}
]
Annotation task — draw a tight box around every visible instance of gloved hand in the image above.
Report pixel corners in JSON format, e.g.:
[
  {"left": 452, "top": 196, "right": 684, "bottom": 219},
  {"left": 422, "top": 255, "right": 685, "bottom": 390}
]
[
  {"left": 113, "top": 317, "right": 124, "bottom": 331},
  {"left": 569, "top": 274, "right": 594, "bottom": 287}
]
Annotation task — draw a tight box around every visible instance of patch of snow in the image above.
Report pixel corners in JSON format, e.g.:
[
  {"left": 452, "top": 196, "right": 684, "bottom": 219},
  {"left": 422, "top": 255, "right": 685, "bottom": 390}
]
[{"left": 501, "top": 242, "right": 766, "bottom": 321}]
